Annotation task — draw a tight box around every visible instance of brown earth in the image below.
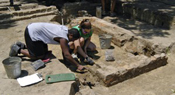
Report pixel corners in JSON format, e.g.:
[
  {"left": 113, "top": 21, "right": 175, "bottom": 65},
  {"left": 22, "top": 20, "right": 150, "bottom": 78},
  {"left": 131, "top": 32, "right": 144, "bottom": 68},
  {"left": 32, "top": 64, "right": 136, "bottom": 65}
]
[{"left": 1, "top": 14, "right": 175, "bottom": 95}]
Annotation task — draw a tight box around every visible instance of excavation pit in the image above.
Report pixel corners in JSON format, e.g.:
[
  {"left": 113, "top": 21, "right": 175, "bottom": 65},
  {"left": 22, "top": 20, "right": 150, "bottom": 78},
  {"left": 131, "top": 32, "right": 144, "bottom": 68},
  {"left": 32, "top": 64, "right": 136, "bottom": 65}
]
[{"left": 68, "top": 17, "right": 168, "bottom": 87}]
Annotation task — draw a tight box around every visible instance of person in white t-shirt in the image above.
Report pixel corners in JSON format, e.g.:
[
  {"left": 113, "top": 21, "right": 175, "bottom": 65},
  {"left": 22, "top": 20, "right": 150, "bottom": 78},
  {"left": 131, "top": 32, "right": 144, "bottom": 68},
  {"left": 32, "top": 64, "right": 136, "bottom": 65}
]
[{"left": 9, "top": 22, "right": 86, "bottom": 71}]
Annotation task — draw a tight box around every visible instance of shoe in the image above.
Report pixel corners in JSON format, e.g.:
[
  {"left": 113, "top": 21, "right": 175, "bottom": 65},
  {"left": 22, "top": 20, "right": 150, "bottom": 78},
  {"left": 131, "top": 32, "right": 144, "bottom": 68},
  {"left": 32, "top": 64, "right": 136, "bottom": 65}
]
[
  {"left": 110, "top": 12, "right": 116, "bottom": 17},
  {"left": 15, "top": 41, "right": 26, "bottom": 49},
  {"left": 84, "top": 57, "right": 94, "bottom": 65},
  {"left": 9, "top": 44, "right": 20, "bottom": 56}
]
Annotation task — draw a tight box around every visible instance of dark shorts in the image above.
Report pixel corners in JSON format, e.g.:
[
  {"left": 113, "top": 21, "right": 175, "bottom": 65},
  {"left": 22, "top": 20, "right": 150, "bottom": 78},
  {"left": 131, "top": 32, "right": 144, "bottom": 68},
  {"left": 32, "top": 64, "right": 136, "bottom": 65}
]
[{"left": 24, "top": 27, "right": 48, "bottom": 57}]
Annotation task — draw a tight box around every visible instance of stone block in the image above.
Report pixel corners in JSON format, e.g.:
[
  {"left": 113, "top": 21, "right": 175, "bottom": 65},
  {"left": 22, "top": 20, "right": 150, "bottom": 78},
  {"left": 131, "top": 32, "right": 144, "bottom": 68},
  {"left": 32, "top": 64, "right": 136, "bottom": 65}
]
[
  {"left": 0, "top": 13, "right": 13, "bottom": 20},
  {"left": 0, "top": 0, "right": 8, "bottom": 4},
  {"left": 94, "top": 53, "right": 167, "bottom": 87},
  {"left": 0, "top": 6, "right": 8, "bottom": 11},
  {"left": 20, "top": 3, "right": 38, "bottom": 10}
]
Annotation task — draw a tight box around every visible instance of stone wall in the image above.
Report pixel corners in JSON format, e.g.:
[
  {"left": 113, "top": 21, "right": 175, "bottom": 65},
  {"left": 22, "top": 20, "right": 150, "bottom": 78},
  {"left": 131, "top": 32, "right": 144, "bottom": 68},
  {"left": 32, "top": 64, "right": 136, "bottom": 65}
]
[
  {"left": 122, "top": 2, "right": 175, "bottom": 29},
  {"left": 92, "top": 53, "right": 167, "bottom": 87}
]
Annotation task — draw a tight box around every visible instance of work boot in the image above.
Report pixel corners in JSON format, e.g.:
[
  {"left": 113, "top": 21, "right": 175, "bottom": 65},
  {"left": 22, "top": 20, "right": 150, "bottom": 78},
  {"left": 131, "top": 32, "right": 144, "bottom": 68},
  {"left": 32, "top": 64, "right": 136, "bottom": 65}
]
[
  {"left": 9, "top": 44, "right": 20, "bottom": 56},
  {"left": 84, "top": 57, "right": 94, "bottom": 65},
  {"left": 16, "top": 41, "right": 26, "bottom": 49}
]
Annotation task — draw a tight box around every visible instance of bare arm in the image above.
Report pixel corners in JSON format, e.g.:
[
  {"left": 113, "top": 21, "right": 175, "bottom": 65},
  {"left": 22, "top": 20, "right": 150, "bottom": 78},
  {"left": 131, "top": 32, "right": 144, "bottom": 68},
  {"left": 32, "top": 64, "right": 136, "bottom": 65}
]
[
  {"left": 58, "top": 38, "right": 84, "bottom": 70},
  {"left": 59, "top": 38, "right": 79, "bottom": 66}
]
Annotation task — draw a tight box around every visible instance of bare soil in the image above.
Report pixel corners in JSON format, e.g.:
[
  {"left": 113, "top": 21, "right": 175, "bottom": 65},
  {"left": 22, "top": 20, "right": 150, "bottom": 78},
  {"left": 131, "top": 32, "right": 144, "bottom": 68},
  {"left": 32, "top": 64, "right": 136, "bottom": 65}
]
[{"left": 1, "top": 15, "right": 175, "bottom": 95}]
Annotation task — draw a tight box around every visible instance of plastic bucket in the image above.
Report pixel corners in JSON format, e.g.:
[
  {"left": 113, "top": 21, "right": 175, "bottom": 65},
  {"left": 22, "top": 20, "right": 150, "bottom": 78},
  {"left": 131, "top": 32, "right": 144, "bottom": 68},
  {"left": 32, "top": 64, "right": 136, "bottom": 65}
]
[
  {"left": 99, "top": 34, "right": 112, "bottom": 49},
  {"left": 2, "top": 57, "right": 22, "bottom": 79}
]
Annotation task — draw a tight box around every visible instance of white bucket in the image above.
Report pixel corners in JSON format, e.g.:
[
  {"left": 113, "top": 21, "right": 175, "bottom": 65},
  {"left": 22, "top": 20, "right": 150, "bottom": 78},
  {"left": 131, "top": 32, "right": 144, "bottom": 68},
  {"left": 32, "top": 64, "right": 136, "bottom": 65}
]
[
  {"left": 99, "top": 34, "right": 112, "bottom": 49},
  {"left": 2, "top": 57, "right": 21, "bottom": 79}
]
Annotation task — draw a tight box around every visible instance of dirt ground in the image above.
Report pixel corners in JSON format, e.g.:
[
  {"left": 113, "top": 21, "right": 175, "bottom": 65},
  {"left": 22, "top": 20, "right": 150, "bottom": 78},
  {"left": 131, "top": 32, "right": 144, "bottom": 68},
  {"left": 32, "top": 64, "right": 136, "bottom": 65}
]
[
  {"left": 0, "top": 15, "right": 76, "bottom": 95},
  {"left": 1, "top": 15, "right": 175, "bottom": 95}
]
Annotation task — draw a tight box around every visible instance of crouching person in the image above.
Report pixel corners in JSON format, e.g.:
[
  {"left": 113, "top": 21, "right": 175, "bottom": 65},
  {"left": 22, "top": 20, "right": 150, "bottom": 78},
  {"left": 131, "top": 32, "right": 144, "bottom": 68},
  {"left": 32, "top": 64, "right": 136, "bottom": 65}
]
[
  {"left": 9, "top": 22, "right": 85, "bottom": 71},
  {"left": 69, "top": 19, "right": 96, "bottom": 65}
]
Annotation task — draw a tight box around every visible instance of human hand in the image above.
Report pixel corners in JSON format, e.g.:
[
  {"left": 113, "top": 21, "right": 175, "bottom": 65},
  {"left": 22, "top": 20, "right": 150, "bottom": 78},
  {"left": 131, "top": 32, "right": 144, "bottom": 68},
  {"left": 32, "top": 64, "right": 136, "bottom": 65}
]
[
  {"left": 77, "top": 65, "right": 85, "bottom": 70},
  {"left": 77, "top": 65, "right": 87, "bottom": 72}
]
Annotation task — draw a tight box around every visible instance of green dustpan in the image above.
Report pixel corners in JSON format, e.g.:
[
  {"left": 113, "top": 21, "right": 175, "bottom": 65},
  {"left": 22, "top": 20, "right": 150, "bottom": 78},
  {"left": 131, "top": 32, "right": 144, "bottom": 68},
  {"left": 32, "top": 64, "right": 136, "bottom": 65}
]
[{"left": 45, "top": 73, "right": 76, "bottom": 84}]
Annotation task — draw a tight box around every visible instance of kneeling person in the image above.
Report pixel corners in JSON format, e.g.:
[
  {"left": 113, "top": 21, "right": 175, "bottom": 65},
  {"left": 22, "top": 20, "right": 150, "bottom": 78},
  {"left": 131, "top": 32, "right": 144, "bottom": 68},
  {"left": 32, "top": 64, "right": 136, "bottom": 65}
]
[{"left": 9, "top": 22, "right": 85, "bottom": 71}]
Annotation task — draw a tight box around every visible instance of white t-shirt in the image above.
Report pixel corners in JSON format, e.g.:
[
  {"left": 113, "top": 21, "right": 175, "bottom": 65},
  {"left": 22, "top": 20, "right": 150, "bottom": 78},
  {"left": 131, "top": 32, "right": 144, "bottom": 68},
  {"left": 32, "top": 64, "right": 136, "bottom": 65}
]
[{"left": 27, "top": 22, "right": 69, "bottom": 44}]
